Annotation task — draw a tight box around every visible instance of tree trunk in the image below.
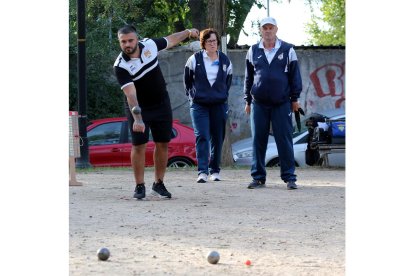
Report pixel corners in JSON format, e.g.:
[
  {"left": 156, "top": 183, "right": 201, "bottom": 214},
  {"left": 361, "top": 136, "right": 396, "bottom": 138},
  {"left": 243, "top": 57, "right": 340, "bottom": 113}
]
[
  {"left": 174, "top": 20, "right": 185, "bottom": 33},
  {"left": 227, "top": 0, "right": 257, "bottom": 47},
  {"left": 204, "top": 0, "right": 233, "bottom": 167},
  {"left": 189, "top": 0, "right": 207, "bottom": 31},
  {"left": 206, "top": 0, "right": 226, "bottom": 37},
  {"left": 221, "top": 115, "right": 234, "bottom": 167}
]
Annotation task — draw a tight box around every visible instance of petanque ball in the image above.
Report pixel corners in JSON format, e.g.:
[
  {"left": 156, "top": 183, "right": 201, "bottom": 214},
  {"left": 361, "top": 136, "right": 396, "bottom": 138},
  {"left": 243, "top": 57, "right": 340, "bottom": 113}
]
[
  {"left": 207, "top": 250, "right": 220, "bottom": 264},
  {"left": 97, "top": 247, "right": 110, "bottom": 261}
]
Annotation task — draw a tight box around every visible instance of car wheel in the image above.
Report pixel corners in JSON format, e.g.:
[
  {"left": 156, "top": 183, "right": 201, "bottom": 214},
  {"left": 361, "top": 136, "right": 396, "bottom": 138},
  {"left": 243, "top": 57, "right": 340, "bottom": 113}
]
[
  {"left": 266, "top": 158, "right": 280, "bottom": 167},
  {"left": 167, "top": 157, "right": 194, "bottom": 168},
  {"left": 266, "top": 158, "right": 299, "bottom": 167}
]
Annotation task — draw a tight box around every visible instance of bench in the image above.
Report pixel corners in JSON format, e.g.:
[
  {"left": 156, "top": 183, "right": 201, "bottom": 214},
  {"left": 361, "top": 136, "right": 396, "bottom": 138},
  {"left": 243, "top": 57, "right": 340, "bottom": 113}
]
[{"left": 317, "top": 144, "right": 346, "bottom": 167}]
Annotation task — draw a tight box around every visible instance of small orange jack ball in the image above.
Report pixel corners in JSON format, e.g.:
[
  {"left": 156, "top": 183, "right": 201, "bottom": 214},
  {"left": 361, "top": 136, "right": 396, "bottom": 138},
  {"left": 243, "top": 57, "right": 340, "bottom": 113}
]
[{"left": 245, "top": 260, "right": 251, "bottom": 266}]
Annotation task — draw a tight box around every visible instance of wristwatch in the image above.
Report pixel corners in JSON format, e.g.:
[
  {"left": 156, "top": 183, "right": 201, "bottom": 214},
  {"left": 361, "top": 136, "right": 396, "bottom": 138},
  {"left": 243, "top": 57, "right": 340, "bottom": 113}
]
[{"left": 131, "top": 106, "right": 141, "bottom": 115}]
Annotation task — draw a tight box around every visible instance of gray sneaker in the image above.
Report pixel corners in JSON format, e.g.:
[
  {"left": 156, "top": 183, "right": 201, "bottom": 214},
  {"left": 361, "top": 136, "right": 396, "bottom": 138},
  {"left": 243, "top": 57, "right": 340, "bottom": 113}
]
[
  {"left": 247, "top": 179, "right": 266, "bottom": 189},
  {"left": 134, "top": 183, "right": 146, "bottom": 199},
  {"left": 151, "top": 180, "right": 172, "bottom": 198},
  {"left": 287, "top": 181, "right": 298, "bottom": 190}
]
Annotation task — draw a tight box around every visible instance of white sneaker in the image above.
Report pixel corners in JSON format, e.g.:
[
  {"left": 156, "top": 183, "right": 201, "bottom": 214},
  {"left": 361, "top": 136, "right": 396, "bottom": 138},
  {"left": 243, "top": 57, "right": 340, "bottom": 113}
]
[
  {"left": 210, "top": 173, "right": 221, "bottom": 181},
  {"left": 197, "top": 173, "right": 208, "bottom": 183}
]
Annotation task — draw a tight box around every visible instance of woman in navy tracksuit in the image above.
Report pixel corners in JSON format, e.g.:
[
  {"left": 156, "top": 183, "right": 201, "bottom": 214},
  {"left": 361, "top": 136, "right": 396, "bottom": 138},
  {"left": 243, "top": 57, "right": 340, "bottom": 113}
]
[{"left": 184, "top": 28, "right": 233, "bottom": 183}]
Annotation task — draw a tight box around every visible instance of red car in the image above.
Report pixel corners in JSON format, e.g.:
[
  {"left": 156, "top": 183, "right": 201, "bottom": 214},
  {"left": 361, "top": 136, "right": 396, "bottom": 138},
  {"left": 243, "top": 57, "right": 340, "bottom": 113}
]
[{"left": 87, "top": 117, "right": 197, "bottom": 167}]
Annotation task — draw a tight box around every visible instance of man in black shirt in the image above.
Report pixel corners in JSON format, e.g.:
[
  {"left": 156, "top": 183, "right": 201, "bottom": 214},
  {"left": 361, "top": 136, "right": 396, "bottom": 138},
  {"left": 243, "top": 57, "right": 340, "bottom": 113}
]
[{"left": 114, "top": 25, "right": 199, "bottom": 199}]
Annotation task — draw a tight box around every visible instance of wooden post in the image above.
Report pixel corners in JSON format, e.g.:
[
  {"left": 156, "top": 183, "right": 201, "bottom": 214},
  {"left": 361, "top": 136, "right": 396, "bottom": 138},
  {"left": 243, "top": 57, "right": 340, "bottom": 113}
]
[
  {"left": 69, "top": 111, "right": 83, "bottom": 186},
  {"left": 69, "top": 156, "right": 82, "bottom": 186}
]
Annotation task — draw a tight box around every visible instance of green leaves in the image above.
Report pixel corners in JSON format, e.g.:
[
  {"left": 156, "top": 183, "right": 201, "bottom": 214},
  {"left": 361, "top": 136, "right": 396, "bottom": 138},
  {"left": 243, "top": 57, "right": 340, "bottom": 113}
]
[
  {"left": 306, "top": 0, "right": 345, "bottom": 45},
  {"left": 68, "top": 0, "right": 268, "bottom": 118}
]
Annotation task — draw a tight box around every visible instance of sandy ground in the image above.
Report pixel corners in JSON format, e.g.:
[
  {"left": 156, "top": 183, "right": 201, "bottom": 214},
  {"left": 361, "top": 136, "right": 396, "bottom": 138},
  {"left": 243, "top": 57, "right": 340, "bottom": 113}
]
[{"left": 69, "top": 167, "right": 345, "bottom": 275}]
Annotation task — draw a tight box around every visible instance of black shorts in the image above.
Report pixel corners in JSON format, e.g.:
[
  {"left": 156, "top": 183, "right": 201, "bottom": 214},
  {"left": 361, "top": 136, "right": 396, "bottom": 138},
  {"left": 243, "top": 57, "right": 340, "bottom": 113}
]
[{"left": 125, "top": 96, "right": 173, "bottom": 146}]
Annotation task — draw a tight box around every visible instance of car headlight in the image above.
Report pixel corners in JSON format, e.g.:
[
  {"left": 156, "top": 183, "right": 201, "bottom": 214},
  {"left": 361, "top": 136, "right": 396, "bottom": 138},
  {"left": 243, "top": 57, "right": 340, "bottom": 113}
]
[{"left": 234, "top": 150, "right": 253, "bottom": 160}]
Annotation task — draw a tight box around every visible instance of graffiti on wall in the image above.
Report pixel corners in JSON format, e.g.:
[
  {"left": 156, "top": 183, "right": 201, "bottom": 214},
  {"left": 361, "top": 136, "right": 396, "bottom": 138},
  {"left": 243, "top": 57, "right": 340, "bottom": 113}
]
[
  {"left": 228, "top": 76, "right": 250, "bottom": 136},
  {"left": 227, "top": 63, "right": 346, "bottom": 136},
  {"left": 306, "top": 62, "right": 345, "bottom": 113}
]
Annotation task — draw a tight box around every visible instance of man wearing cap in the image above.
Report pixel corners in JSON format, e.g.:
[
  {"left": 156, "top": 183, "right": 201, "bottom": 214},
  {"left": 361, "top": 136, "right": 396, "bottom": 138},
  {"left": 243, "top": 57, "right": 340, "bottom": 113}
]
[{"left": 243, "top": 17, "right": 303, "bottom": 190}]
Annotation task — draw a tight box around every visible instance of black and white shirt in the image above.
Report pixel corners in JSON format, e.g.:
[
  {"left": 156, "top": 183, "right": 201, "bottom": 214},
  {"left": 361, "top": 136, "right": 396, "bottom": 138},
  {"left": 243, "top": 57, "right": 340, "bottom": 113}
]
[{"left": 114, "top": 38, "right": 169, "bottom": 107}]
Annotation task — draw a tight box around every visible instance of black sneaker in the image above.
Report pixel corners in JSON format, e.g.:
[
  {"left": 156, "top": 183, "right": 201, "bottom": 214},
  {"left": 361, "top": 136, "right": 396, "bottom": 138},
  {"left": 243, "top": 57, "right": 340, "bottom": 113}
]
[
  {"left": 247, "top": 179, "right": 266, "bottom": 189},
  {"left": 134, "top": 183, "right": 146, "bottom": 199},
  {"left": 152, "top": 180, "right": 172, "bottom": 198},
  {"left": 287, "top": 181, "right": 298, "bottom": 190}
]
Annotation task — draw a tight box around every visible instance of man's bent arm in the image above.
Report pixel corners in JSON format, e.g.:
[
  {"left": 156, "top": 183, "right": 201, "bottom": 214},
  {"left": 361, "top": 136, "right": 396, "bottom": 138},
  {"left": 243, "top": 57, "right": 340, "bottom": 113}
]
[{"left": 165, "top": 28, "right": 199, "bottom": 49}]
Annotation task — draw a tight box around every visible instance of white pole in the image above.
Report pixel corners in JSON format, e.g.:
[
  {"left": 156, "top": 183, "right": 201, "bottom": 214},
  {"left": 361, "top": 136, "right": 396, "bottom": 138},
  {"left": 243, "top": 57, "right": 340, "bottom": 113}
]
[
  {"left": 267, "top": 0, "right": 270, "bottom": 16},
  {"left": 221, "top": 35, "right": 227, "bottom": 55}
]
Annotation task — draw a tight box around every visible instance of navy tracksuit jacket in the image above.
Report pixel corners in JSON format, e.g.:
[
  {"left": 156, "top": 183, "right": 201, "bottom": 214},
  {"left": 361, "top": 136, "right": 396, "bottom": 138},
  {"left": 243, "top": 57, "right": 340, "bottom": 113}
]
[{"left": 244, "top": 40, "right": 302, "bottom": 183}]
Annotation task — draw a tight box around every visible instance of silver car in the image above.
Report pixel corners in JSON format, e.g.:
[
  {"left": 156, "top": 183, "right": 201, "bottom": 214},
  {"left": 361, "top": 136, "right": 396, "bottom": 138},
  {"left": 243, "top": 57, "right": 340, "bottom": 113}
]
[{"left": 231, "top": 108, "right": 345, "bottom": 167}]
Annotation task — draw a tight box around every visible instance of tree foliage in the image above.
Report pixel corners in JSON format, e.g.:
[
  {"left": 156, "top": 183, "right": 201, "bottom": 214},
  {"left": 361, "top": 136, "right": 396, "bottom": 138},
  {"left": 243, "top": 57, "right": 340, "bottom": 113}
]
[
  {"left": 69, "top": 0, "right": 191, "bottom": 119},
  {"left": 71, "top": 0, "right": 334, "bottom": 119},
  {"left": 226, "top": 0, "right": 265, "bottom": 47},
  {"left": 306, "top": 0, "right": 345, "bottom": 45}
]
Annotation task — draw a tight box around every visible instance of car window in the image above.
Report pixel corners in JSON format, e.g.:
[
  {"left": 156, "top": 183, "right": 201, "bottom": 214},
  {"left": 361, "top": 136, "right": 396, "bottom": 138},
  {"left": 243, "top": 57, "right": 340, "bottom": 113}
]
[
  {"left": 126, "top": 128, "right": 154, "bottom": 143},
  {"left": 296, "top": 134, "right": 308, "bottom": 144},
  {"left": 126, "top": 127, "right": 177, "bottom": 142},
  {"left": 292, "top": 117, "right": 308, "bottom": 138},
  {"left": 88, "top": 122, "right": 122, "bottom": 146},
  {"left": 171, "top": 128, "right": 177, "bottom": 139},
  {"left": 293, "top": 129, "right": 307, "bottom": 138}
]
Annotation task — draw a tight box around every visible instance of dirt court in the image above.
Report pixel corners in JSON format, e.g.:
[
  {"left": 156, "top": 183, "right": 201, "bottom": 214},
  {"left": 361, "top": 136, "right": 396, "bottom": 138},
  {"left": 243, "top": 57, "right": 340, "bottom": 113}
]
[{"left": 69, "top": 167, "right": 345, "bottom": 275}]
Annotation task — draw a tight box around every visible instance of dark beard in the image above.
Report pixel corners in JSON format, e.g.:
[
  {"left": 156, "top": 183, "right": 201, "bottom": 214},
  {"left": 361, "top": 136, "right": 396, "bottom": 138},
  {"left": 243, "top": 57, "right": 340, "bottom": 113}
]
[{"left": 123, "top": 43, "right": 138, "bottom": 55}]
